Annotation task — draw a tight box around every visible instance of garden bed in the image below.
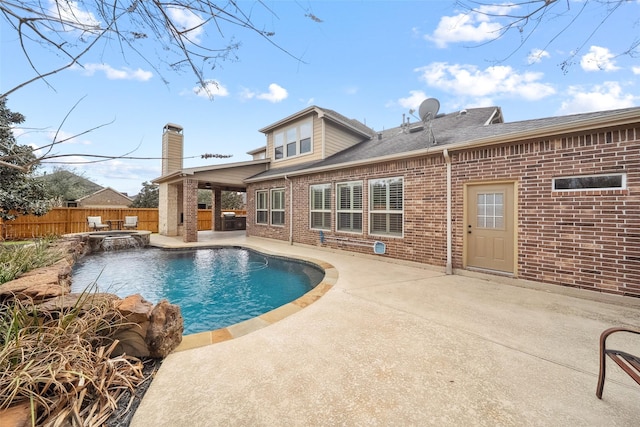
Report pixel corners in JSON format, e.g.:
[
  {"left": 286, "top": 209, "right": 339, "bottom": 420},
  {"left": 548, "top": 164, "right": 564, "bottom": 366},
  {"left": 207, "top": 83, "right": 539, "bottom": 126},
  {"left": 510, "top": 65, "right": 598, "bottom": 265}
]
[{"left": 0, "top": 236, "right": 180, "bottom": 426}]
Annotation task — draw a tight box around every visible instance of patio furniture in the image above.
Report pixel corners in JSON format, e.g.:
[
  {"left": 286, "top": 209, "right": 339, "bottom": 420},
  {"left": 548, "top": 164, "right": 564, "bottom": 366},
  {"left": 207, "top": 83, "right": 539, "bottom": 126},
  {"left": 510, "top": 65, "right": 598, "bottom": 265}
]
[
  {"left": 107, "top": 219, "right": 124, "bottom": 230},
  {"left": 123, "top": 216, "right": 138, "bottom": 230},
  {"left": 596, "top": 327, "right": 640, "bottom": 398},
  {"left": 87, "top": 216, "right": 109, "bottom": 231}
]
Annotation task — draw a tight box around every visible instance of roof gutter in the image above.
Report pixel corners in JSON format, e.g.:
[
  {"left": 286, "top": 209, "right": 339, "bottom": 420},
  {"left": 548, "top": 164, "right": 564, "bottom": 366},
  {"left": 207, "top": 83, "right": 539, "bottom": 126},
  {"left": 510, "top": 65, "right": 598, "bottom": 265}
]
[
  {"left": 151, "top": 170, "right": 191, "bottom": 185},
  {"left": 245, "top": 108, "right": 640, "bottom": 183}
]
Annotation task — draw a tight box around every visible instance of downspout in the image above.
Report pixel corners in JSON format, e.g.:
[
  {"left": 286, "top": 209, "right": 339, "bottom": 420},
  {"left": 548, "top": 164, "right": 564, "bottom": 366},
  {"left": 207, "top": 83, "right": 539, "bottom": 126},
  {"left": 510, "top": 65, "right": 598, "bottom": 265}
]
[
  {"left": 443, "top": 149, "right": 453, "bottom": 275},
  {"left": 285, "top": 175, "right": 293, "bottom": 245}
]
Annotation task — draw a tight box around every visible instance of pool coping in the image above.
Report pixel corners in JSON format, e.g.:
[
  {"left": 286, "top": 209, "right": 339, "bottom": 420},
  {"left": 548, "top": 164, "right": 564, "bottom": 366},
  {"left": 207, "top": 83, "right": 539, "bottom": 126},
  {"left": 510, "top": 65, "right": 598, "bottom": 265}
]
[{"left": 148, "top": 241, "right": 338, "bottom": 352}]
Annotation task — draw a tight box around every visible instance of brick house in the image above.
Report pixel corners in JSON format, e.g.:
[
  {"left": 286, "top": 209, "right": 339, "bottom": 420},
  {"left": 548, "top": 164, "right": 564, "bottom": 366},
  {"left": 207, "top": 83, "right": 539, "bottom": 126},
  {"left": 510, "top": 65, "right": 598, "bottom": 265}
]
[
  {"left": 75, "top": 187, "right": 133, "bottom": 208},
  {"left": 154, "top": 104, "right": 640, "bottom": 297}
]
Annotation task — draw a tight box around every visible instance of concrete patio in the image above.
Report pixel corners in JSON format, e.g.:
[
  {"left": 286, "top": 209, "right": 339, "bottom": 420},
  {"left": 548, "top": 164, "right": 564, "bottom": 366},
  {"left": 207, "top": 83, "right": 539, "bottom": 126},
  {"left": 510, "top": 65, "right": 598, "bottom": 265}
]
[{"left": 131, "top": 231, "right": 640, "bottom": 426}]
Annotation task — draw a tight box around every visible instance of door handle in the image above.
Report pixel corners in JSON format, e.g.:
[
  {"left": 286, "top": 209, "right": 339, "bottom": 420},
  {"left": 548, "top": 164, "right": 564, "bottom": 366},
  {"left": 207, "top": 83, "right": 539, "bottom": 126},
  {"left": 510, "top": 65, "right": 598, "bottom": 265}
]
[{"left": 468, "top": 224, "right": 472, "bottom": 234}]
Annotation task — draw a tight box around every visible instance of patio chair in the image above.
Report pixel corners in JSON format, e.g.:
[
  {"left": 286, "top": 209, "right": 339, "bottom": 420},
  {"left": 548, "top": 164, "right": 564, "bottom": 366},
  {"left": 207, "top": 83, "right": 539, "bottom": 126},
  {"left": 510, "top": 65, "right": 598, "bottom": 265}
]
[
  {"left": 87, "top": 216, "right": 109, "bottom": 231},
  {"left": 596, "top": 327, "right": 640, "bottom": 399},
  {"left": 123, "top": 216, "right": 138, "bottom": 230}
]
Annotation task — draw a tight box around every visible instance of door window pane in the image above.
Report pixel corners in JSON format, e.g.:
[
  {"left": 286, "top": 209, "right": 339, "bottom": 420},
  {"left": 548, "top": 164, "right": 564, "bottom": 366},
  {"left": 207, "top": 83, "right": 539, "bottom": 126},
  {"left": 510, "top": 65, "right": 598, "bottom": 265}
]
[{"left": 477, "top": 192, "right": 504, "bottom": 229}]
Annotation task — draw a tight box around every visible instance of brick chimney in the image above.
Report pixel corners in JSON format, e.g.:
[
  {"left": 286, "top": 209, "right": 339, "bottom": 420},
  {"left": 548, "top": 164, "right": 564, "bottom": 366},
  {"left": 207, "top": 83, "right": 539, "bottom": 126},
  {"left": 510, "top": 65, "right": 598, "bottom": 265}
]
[{"left": 162, "top": 123, "right": 183, "bottom": 175}]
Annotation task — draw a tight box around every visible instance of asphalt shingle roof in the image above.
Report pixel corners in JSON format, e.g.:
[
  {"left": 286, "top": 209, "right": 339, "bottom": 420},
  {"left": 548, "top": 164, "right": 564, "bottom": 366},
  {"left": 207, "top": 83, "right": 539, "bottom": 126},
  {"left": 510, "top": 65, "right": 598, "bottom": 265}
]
[{"left": 248, "top": 105, "right": 640, "bottom": 181}]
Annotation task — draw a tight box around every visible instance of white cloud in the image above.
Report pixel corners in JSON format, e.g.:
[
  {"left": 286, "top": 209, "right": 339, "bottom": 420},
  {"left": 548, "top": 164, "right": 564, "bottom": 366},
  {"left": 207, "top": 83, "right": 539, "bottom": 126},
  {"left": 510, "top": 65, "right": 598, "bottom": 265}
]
[
  {"left": 53, "top": 161, "right": 162, "bottom": 195},
  {"left": 527, "top": 48, "right": 550, "bottom": 64},
  {"left": 239, "top": 87, "right": 256, "bottom": 101},
  {"left": 239, "top": 84, "right": 288, "bottom": 102},
  {"left": 256, "top": 84, "right": 288, "bottom": 103},
  {"left": 558, "top": 82, "right": 637, "bottom": 115},
  {"left": 580, "top": 46, "right": 620, "bottom": 72},
  {"left": 40, "top": 155, "right": 91, "bottom": 166},
  {"left": 633, "top": 66, "right": 640, "bottom": 75},
  {"left": 167, "top": 6, "right": 205, "bottom": 42},
  {"left": 80, "top": 63, "right": 153, "bottom": 81},
  {"left": 49, "top": 0, "right": 100, "bottom": 28},
  {"left": 193, "top": 80, "right": 229, "bottom": 99},
  {"left": 88, "top": 160, "right": 160, "bottom": 181},
  {"left": 398, "top": 91, "right": 428, "bottom": 110},
  {"left": 425, "top": 6, "right": 507, "bottom": 48},
  {"left": 47, "top": 129, "right": 92, "bottom": 145},
  {"left": 344, "top": 86, "right": 358, "bottom": 95},
  {"left": 415, "top": 62, "right": 555, "bottom": 101}
]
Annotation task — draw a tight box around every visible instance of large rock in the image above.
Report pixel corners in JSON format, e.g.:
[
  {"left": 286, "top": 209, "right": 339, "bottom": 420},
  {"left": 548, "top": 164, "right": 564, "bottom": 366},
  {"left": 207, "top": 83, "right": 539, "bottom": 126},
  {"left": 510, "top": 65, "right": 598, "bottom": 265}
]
[
  {"left": 116, "top": 293, "right": 153, "bottom": 325},
  {"left": 0, "top": 258, "right": 72, "bottom": 301},
  {"left": 0, "top": 401, "right": 32, "bottom": 427},
  {"left": 113, "top": 294, "right": 154, "bottom": 358},
  {"left": 145, "top": 300, "right": 184, "bottom": 358},
  {"left": 37, "top": 293, "right": 120, "bottom": 312}
]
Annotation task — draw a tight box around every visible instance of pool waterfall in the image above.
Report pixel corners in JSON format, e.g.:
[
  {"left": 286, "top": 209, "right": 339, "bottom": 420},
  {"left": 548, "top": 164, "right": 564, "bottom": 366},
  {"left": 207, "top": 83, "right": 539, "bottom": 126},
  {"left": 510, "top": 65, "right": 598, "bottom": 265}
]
[{"left": 86, "top": 230, "right": 151, "bottom": 252}]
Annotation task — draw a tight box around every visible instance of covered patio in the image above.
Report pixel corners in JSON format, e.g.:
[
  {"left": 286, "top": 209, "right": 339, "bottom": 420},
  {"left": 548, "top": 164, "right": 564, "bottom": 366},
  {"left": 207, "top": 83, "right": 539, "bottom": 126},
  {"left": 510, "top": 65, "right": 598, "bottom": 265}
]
[{"left": 153, "top": 122, "right": 268, "bottom": 242}]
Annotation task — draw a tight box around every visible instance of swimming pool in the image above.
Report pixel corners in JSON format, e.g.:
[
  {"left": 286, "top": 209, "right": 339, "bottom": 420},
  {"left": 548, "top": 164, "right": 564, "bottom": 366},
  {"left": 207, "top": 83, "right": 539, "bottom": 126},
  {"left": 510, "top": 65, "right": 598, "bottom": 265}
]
[{"left": 71, "top": 247, "right": 325, "bottom": 335}]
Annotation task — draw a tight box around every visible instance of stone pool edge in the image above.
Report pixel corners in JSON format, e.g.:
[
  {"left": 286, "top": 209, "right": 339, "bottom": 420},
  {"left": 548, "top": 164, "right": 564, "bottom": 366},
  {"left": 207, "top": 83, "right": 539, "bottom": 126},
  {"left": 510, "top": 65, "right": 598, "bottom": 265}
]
[{"left": 148, "top": 243, "right": 338, "bottom": 353}]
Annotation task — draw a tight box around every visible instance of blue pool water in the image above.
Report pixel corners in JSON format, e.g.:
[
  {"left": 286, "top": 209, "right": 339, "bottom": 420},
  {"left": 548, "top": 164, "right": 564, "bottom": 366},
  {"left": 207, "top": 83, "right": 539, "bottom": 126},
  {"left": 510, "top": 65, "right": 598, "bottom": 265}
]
[{"left": 71, "top": 247, "right": 325, "bottom": 335}]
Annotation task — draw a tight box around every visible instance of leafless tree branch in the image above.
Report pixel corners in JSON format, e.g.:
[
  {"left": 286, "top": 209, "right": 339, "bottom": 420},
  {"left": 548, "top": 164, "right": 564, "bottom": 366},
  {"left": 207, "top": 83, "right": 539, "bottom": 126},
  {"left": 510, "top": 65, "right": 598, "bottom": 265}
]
[
  {"left": 1, "top": 0, "right": 307, "bottom": 99},
  {"left": 455, "top": 0, "right": 638, "bottom": 69}
]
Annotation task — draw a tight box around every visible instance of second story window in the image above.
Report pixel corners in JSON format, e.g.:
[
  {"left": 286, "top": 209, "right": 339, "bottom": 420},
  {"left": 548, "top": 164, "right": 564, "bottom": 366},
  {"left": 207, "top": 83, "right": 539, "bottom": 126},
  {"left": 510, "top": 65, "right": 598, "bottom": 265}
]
[
  {"left": 274, "top": 120, "right": 312, "bottom": 161},
  {"left": 274, "top": 133, "right": 284, "bottom": 160}
]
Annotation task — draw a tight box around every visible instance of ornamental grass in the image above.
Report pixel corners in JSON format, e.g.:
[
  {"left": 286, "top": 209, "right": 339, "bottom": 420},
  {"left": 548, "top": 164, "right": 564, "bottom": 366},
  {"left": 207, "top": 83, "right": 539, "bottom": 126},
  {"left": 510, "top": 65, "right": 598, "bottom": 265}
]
[
  {"left": 0, "top": 291, "right": 147, "bottom": 426},
  {"left": 0, "top": 237, "right": 64, "bottom": 284}
]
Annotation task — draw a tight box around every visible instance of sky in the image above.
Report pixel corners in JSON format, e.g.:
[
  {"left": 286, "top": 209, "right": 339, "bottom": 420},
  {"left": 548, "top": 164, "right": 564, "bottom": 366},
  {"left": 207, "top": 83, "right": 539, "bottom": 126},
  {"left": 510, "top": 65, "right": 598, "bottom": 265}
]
[{"left": 2, "top": 0, "right": 639, "bottom": 196}]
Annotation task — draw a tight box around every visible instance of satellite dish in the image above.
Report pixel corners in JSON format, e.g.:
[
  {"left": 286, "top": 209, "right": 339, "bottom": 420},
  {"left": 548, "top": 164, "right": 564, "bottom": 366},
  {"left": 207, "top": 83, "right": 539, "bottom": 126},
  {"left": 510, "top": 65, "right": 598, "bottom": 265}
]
[{"left": 418, "top": 98, "right": 440, "bottom": 122}]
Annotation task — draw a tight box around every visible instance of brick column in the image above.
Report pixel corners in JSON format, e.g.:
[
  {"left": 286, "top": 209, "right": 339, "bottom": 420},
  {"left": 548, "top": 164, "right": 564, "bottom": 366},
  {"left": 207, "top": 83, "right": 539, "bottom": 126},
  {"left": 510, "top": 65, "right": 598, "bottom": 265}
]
[
  {"left": 183, "top": 179, "right": 198, "bottom": 242},
  {"left": 212, "top": 188, "right": 222, "bottom": 231}
]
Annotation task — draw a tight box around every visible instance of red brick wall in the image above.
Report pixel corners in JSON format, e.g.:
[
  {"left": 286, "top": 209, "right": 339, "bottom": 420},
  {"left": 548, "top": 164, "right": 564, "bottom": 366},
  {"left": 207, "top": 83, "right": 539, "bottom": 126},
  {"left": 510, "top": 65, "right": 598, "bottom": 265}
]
[
  {"left": 247, "top": 179, "right": 290, "bottom": 242},
  {"left": 247, "top": 158, "right": 449, "bottom": 266},
  {"left": 247, "top": 123, "right": 640, "bottom": 297},
  {"left": 451, "top": 125, "right": 640, "bottom": 296},
  {"left": 183, "top": 179, "right": 198, "bottom": 242}
]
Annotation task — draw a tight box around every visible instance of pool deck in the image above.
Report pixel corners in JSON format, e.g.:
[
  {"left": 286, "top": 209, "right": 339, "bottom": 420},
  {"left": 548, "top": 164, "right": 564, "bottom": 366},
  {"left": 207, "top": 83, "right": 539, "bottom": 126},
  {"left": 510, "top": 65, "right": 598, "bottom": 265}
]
[{"left": 132, "top": 231, "right": 640, "bottom": 426}]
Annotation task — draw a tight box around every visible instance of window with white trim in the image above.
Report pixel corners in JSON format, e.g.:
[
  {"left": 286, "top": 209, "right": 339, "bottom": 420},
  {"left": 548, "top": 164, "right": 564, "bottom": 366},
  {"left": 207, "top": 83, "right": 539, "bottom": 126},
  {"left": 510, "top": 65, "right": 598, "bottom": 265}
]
[
  {"left": 273, "top": 120, "right": 312, "bottom": 160},
  {"left": 369, "top": 177, "right": 403, "bottom": 236},
  {"left": 553, "top": 173, "right": 626, "bottom": 191},
  {"left": 270, "top": 188, "right": 285, "bottom": 226},
  {"left": 256, "top": 190, "right": 268, "bottom": 224},
  {"left": 310, "top": 184, "right": 331, "bottom": 230},
  {"left": 274, "top": 133, "right": 284, "bottom": 160},
  {"left": 336, "top": 181, "right": 362, "bottom": 233}
]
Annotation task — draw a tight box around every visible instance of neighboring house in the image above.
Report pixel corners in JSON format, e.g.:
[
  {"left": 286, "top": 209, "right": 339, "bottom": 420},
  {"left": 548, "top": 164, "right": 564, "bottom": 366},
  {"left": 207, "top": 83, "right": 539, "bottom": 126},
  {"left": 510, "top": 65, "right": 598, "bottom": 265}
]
[
  {"left": 153, "top": 104, "right": 640, "bottom": 297},
  {"left": 75, "top": 187, "right": 133, "bottom": 208}
]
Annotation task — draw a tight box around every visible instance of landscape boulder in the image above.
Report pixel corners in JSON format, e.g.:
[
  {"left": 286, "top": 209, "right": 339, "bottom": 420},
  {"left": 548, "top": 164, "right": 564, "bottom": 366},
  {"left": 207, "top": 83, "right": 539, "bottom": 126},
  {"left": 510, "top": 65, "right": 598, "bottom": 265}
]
[
  {"left": 146, "top": 299, "right": 184, "bottom": 358},
  {"left": 113, "top": 294, "right": 155, "bottom": 358},
  {"left": 0, "top": 401, "right": 31, "bottom": 427}
]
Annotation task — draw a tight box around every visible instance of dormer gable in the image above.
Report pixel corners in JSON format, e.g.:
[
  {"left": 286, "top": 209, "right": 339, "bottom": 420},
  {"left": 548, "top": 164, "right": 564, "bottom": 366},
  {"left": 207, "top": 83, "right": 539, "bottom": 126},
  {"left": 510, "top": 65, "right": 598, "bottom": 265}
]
[{"left": 259, "top": 106, "right": 374, "bottom": 169}]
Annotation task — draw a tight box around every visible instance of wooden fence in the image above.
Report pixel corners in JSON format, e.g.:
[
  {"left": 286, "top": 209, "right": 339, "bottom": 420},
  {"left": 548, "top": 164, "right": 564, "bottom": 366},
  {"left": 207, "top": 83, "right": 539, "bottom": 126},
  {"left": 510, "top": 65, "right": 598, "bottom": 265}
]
[{"left": 0, "top": 208, "right": 246, "bottom": 240}]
